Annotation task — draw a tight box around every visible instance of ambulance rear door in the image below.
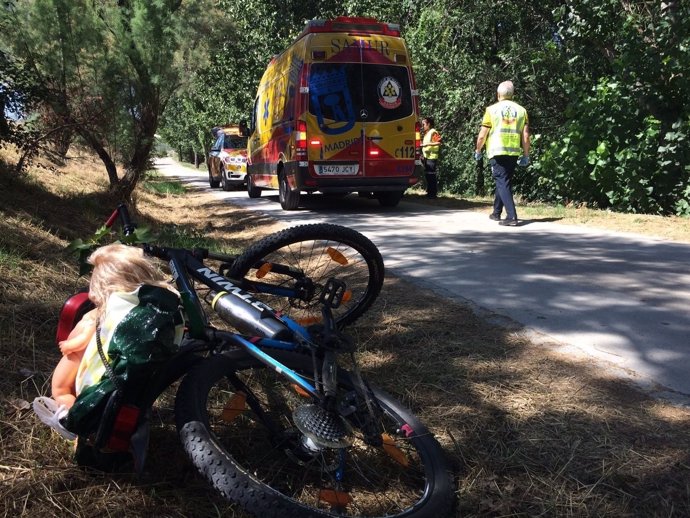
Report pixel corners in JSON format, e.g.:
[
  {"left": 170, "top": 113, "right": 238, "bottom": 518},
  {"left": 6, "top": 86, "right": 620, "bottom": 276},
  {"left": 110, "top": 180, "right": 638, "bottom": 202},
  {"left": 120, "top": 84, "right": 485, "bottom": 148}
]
[{"left": 306, "top": 46, "right": 416, "bottom": 182}]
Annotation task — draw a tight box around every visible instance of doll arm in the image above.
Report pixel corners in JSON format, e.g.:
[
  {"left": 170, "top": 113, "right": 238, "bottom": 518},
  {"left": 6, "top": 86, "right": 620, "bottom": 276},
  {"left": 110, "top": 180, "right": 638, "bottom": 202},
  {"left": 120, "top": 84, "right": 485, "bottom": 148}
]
[{"left": 58, "top": 309, "right": 98, "bottom": 355}]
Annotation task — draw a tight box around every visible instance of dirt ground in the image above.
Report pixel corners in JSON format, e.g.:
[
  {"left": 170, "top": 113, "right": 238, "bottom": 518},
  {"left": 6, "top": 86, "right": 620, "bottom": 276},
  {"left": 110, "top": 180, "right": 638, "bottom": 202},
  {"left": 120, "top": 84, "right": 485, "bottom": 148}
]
[{"left": 1, "top": 149, "right": 689, "bottom": 517}]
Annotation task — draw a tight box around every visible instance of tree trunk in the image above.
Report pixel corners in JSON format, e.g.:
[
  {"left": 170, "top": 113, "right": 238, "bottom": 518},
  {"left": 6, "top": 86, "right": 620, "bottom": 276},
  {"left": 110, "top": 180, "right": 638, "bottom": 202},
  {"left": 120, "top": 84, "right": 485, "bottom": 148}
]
[
  {"left": 79, "top": 128, "right": 119, "bottom": 186},
  {"left": 116, "top": 106, "right": 158, "bottom": 201},
  {"left": 51, "top": 128, "right": 73, "bottom": 161},
  {"left": 198, "top": 129, "right": 211, "bottom": 174},
  {"left": 0, "top": 94, "right": 10, "bottom": 138}
]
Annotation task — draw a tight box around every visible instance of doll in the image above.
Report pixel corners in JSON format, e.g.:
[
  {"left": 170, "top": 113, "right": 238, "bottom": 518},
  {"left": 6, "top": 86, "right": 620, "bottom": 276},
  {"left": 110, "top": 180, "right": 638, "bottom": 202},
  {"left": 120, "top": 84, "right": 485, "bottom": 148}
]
[{"left": 33, "top": 243, "right": 183, "bottom": 440}]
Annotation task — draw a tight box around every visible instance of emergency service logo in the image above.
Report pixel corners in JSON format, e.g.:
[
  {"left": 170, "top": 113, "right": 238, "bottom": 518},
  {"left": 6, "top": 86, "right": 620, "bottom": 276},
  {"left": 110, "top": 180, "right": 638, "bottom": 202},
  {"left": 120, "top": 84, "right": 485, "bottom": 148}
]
[
  {"left": 500, "top": 105, "right": 518, "bottom": 124},
  {"left": 378, "top": 76, "right": 402, "bottom": 109}
]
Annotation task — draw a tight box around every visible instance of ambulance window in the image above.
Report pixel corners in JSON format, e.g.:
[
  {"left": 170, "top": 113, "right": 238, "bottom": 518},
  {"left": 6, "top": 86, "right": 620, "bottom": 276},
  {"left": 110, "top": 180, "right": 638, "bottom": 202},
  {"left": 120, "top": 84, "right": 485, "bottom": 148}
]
[
  {"left": 211, "top": 134, "right": 223, "bottom": 152},
  {"left": 223, "top": 135, "right": 248, "bottom": 149},
  {"left": 308, "top": 63, "right": 412, "bottom": 124},
  {"left": 251, "top": 97, "right": 259, "bottom": 133}
]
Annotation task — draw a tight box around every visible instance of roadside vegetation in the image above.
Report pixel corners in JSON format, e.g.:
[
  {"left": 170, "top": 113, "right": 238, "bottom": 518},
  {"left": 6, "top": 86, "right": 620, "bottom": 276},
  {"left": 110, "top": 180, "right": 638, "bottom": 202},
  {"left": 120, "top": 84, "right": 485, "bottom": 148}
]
[
  {"left": 1, "top": 147, "right": 689, "bottom": 516},
  {"left": 2, "top": 1, "right": 688, "bottom": 215},
  {"left": 405, "top": 186, "right": 690, "bottom": 243}
]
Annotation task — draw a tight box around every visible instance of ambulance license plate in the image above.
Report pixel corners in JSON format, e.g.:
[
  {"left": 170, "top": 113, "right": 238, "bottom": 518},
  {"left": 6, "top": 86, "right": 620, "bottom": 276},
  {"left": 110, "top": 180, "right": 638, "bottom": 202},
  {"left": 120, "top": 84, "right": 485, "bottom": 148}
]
[{"left": 316, "top": 164, "right": 358, "bottom": 176}]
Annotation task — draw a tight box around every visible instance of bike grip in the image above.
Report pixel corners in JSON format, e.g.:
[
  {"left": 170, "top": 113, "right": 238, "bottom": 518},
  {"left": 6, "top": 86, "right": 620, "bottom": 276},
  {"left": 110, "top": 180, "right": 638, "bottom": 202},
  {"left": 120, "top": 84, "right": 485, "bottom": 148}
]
[
  {"left": 117, "top": 203, "right": 136, "bottom": 235},
  {"left": 193, "top": 248, "right": 210, "bottom": 260},
  {"left": 207, "top": 250, "right": 235, "bottom": 262},
  {"left": 143, "top": 243, "right": 165, "bottom": 258},
  {"left": 105, "top": 208, "right": 120, "bottom": 228}
]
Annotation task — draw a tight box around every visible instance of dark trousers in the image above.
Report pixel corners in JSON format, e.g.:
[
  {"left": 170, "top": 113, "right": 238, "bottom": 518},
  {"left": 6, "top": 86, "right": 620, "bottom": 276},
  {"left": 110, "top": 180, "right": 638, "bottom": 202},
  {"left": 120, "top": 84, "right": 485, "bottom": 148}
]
[
  {"left": 490, "top": 155, "right": 518, "bottom": 220},
  {"left": 424, "top": 159, "right": 438, "bottom": 198}
]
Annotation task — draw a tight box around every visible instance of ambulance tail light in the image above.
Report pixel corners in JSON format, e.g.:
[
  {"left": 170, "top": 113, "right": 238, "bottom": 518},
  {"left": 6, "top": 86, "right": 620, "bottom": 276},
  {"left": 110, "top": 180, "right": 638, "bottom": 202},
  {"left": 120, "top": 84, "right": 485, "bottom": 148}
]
[
  {"left": 415, "top": 121, "right": 421, "bottom": 160},
  {"left": 309, "top": 138, "right": 322, "bottom": 147},
  {"left": 296, "top": 121, "right": 307, "bottom": 151}
]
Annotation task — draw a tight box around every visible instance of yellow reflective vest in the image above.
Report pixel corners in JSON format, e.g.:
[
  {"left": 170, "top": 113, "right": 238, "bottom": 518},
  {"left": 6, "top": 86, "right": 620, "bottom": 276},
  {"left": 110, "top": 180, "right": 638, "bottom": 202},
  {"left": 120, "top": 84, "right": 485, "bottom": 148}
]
[
  {"left": 481, "top": 100, "right": 528, "bottom": 158},
  {"left": 422, "top": 128, "right": 441, "bottom": 160}
]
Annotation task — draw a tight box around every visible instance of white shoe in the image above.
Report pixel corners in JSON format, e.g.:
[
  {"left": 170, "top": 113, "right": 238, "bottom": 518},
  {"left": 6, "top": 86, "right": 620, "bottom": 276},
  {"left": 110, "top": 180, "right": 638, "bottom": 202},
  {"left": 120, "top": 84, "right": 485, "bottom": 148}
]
[{"left": 32, "top": 396, "right": 77, "bottom": 440}]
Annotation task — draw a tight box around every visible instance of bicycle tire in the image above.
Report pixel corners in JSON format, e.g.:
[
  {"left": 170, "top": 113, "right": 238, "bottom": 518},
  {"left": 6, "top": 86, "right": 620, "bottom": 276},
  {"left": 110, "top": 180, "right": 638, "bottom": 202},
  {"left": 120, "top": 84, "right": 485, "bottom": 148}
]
[
  {"left": 175, "top": 351, "right": 454, "bottom": 518},
  {"left": 227, "top": 224, "right": 384, "bottom": 327}
]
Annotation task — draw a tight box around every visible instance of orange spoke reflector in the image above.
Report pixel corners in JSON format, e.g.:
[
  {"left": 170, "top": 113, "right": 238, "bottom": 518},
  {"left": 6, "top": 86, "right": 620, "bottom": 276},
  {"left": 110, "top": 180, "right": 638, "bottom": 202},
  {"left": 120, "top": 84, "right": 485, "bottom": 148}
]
[
  {"left": 255, "top": 262, "right": 272, "bottom": 279},
  {"left": 382, "top": 433, "right": 409, "bottom": 467},
  {"left": 292, "top": 384, "right": 311, "bottom": 398},
  {"left": 319, "top": 489, "right": 352, "bottom": 507},
  {"left": 342, "top": 290, "right": 352, "bottom": 302},
  {"left": 295, "top": 316, "right": 321, "bottom": 326},
  {"left": 221, "top": 392, "right": 247, "bottom": 422},
  {"left": 326, "top": 247, "right": 348, "bottom": 266}
]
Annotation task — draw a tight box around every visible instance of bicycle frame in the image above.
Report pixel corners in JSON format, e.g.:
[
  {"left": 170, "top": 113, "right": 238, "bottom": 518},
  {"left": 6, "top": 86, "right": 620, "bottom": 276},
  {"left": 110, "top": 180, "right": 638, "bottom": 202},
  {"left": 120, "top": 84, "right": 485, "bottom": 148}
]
[
  {"left": 107, "top": 204, "right": 324, "bottom": 400},
  {"left": 66, "top": 203, "right": 458, "bottom": 518}
]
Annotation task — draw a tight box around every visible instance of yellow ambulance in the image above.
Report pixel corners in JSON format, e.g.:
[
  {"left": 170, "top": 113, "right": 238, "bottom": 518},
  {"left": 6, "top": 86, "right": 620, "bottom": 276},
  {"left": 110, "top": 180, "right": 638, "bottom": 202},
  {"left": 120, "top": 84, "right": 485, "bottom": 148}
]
[{"left": 246, "top": 17, "right": 422, "bottom": 210}]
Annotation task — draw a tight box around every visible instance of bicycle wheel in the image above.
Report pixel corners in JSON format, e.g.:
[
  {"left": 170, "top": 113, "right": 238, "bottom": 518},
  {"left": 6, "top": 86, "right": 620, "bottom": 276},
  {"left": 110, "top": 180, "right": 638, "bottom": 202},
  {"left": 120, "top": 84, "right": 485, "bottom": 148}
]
[
  {"left": 175, "top": 352, "right": 454, "bottom": 518},
  {"left": 227, "top": 224, "right": 384, "bottom": 327}
]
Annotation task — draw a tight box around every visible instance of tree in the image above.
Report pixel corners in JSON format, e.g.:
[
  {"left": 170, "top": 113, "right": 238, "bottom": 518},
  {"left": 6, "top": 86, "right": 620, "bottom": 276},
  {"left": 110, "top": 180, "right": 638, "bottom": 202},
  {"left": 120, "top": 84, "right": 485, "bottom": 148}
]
[
  {"left": 0, "top": 0, "right": 223, "bottom": 200},
  {"left": 532, "top": 0, "right": 690, "bottom": 214},
  {"left": 160, "top": 0, "right": 324, "bottom": 161},
  {"left": 0, "top": 48, "right": 43, "bottom": 158},
  {"left": 403, "top": 1, "right": 564, "bottom": 194}
]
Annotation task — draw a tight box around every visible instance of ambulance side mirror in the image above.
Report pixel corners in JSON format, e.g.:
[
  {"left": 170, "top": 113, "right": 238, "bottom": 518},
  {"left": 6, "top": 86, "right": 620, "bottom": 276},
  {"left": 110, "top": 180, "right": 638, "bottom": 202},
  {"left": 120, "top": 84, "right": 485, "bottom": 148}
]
[{"left": 239, "top": 119, "right": 250, "bottom": 137}]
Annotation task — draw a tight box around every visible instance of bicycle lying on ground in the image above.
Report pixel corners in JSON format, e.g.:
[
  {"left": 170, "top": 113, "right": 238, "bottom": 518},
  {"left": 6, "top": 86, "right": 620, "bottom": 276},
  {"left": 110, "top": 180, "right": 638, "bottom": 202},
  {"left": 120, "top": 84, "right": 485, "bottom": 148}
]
[{"left": 60, "top": 203, "right": 454, "bottom": 518}]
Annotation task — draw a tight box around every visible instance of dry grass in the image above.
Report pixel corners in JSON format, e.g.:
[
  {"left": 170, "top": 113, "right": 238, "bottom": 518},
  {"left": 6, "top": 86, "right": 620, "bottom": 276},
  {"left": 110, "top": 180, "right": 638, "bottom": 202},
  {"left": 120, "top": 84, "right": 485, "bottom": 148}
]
[
  {"left": 405, "top": 187, "right": 690, "bottom": 243},
  {"left": 1, "top": 146, "right": 689, "bottom": 517}
]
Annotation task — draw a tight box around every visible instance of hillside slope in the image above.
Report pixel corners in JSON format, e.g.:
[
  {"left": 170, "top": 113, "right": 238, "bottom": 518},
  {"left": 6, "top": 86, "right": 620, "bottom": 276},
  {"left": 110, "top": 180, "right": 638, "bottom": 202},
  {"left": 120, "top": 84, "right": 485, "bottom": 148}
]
[{"left": 1, "top": 149, "right": 689, "bottom": 517}]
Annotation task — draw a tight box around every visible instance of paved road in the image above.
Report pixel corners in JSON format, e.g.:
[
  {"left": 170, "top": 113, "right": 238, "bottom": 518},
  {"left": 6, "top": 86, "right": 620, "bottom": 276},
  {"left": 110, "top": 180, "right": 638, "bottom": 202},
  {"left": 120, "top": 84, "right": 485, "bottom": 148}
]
[{"left": 155, "top": 159, "right": 690, "bottom": 404}]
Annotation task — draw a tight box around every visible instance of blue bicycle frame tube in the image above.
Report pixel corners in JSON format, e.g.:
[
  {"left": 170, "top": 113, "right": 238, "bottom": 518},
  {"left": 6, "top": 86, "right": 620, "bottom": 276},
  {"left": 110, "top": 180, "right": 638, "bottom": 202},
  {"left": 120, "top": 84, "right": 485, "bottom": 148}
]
[
  {"left": 234, "top": 335, "right": 317, "bottom": 396},
  {"left": 154, "top": 246, "right": 319, "bottom": 397}
]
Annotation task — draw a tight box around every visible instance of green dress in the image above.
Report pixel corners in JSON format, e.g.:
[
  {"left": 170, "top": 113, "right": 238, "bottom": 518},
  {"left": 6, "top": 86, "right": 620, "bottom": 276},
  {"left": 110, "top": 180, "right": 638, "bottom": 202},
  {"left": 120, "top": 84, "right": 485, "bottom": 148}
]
[{"left": 63, "top": 285, "right": 184, "bottom": 437}]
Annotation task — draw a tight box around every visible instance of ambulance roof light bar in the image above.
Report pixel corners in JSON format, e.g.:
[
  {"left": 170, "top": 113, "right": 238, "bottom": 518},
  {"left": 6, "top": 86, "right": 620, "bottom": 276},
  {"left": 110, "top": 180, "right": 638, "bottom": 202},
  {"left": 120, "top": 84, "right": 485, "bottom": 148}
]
[{"left": 302, "top": 17, "right": 401, "bottom": 37}]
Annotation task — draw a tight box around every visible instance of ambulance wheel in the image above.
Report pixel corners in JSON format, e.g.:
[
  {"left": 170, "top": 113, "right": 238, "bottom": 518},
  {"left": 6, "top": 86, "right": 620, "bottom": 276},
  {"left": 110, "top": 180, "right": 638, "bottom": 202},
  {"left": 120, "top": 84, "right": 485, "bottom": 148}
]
[
  {"left": 209, "top": 171, "right": 220, "bottom": 189},
  {"left": 279, "top": 171, "right": 300, "bottom": 210},
  {"left": 221, "top": 167, "right": 232, "bottom": 191},
  {"left": 247, "top": 175, "right": 261, "bottom": 198},
  {"left": 376, "top": 191, "right": 404, "bottom": 207}
]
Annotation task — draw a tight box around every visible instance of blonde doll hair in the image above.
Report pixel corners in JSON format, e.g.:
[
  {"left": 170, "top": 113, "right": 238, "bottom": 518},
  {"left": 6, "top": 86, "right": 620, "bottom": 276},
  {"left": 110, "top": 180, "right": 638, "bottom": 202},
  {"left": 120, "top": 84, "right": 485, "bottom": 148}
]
[{"left": 88, "top": 243, "right": 175, "bottom": 311}]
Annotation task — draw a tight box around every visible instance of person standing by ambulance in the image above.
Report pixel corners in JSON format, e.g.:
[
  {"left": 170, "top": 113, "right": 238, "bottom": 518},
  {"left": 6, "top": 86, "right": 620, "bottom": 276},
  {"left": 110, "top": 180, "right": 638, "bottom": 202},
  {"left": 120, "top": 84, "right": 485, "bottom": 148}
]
[
  {"left": 421, "top": 117, "right": 442, "bottom": 198},
  {"left": 474, "top": 81, "right": 530, "bottom": 226}
]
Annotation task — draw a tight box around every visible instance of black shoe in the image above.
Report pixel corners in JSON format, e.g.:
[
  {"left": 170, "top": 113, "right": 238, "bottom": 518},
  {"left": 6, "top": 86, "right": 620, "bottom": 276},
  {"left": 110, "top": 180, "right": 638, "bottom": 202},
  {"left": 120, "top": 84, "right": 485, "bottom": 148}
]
[
  {"left": 499, "top": 218, "right": 519, "bottom": 226},
  {"left": 489, "top": 213, "right": 501, "bottom": 221}
]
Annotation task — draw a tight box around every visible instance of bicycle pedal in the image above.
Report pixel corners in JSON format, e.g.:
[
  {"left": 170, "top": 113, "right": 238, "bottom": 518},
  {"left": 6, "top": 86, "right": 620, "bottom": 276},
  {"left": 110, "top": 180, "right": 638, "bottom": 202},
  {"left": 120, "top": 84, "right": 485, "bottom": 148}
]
[{"left": 319, "top": 278, "right": 347, "bottom": 308}]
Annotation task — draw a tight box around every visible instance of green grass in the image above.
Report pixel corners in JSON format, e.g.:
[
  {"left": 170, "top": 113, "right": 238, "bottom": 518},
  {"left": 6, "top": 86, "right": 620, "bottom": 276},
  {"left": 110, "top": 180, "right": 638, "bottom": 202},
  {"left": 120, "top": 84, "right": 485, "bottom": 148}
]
[
  {"left": 142, "top": 173, "right": 188, "bottom": 195},
  {"left": 176, "top": 160, "right": 207, "bottom": 172},
  {"left": 0, "top": 246, "right": 23, "bottom": 270},
  {"left": 154, "top": 223, "right": 241, "bottom": 256}
]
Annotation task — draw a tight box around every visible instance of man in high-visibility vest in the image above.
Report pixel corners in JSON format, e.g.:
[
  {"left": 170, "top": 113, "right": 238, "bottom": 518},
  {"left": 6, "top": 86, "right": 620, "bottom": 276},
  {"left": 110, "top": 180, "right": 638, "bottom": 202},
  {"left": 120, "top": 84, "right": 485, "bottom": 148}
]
[
  {"left": 421, "top": 116, "right": 442, "bottom": 198},
  {"left": 474, "top": 81, "right": 530, "bottom": 226}
]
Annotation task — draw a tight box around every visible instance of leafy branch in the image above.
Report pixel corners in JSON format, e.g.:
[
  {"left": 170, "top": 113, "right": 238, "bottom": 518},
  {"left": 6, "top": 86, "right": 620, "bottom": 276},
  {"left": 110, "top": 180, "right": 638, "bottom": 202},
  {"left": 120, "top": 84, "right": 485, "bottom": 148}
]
[{"left": 67, "top": 225, "right": 155, "bottom": 276}]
